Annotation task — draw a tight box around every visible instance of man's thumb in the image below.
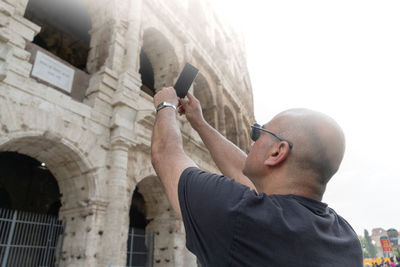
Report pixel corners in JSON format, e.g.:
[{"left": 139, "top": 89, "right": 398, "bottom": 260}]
[{"left": 186, "top": 92, "right": 195, "bottom": 101}]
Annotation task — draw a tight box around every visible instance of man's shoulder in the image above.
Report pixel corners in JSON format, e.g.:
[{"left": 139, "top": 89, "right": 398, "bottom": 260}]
[
  {"left": 238, "top": 194, "right": 359, "bottom": 238},
  {"left": 179, "top": 167, "right": 251, "bottom": 192},
  {"left": 178, "top": 167, "right": 251, "bottom": 211},
  {"left": 230, "top": 194, "right": 362, "bottom": 266}
]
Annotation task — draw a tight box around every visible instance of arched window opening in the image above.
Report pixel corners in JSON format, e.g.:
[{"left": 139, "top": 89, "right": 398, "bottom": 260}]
[
  {"left": 24, "top": 0, "right": 92, "bottom": 71},
  {"left": 140, "top": 28, "right": 179, "bottom": 95},
  {"left": 130, "top": 188, "right": 148, "bottom": 229},
  {"left": 0, "top": 152, "right": 61, "bottom": 214},
  {"left": 127, "top": 187, "right": 150, "bottom": 266},
  {"left": 224, "top": 107, "right": 238, "bottom": 146},
  {"left": 0, "top": 152, "right": 63, "bottom": 266},
  {"left": 193, "top": 74, "right": 216, "bottom": 128},
  {"left": 139, "top": 50, "right": 155, "bottom": 96}
]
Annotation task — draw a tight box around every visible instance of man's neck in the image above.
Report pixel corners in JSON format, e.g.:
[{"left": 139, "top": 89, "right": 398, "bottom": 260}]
[{"left": 256, "top": 176, "right": 325, "bottom": 201}]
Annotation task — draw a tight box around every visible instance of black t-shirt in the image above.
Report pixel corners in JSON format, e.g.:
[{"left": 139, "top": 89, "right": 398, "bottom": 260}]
[{"left": 178, "top": 167, "right": 363, "bottom": 267}]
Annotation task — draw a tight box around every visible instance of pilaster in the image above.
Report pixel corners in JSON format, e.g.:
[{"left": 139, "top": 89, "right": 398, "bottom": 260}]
[
  {"left": 123, "top": 0, "right": 143, "bottom": 73},
  {"left": 58, "top": 200, "right": 108, "bottom": 267},
  {"left": 100, "top": 141, "right": 131, "bottom": 266},
  {"left": 0, "top": 0, "right": 40, "bottom": 82}
]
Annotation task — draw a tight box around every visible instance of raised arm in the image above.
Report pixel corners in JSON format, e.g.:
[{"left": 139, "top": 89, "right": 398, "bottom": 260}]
[
  {"left": 179, "top": 93, "right": 256, "bottom": 190},
  {"left": 151, "top": 87, "right": 198, "bottom": 218}
]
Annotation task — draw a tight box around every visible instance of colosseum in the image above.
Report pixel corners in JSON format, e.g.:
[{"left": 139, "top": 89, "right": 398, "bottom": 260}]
[{"left": 0, "top": 0, "right": 254, "bottom": 266}]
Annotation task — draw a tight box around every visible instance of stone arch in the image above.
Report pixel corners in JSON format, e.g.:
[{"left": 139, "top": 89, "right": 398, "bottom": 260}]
[
  {"left": 0, "top": 133, "right": 96, "bottom": 212},
  {"left": 224, "top": 106, "right": 239, "bottom": 146},
  {"left": 136, "top": 176, "right": 175, "bottom": 221},
  {"left": 140, "top": 27, "right": 180, "bottom": 95},
  {"left": 0, "top": 130, "right": 107, "bottom": 267},
  {"left": 0, "top": 96, "right": 103, "bottom": 201},
  {"left": 24, "top": 0, "right": 92, "bottom": 71},
  {"left": 126, "top": 149, "right": 157, "bottom": 265},
  {"left": 139, "top": 49, "right": 155, "bottom": 95},
  {"left": 0, "top": 96, "right": 107, "bottom": 265},
  {"left": 193, "top": 73, "right": 216, "bottom": 128},
  {"left": 126, "top": 187, "right": 149, "bottom": 266},
  {"left": 133, "top": 175, "right": 179, "bottom": 265}
]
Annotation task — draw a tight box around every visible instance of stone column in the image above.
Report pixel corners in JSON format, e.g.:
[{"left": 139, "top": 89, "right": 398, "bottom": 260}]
[
  {"left": 85, "top": 0, "right": 127, "bottom": 74},
  {"left": 99, "top": 69, "right": 142, "bottom": 266},
  {"left": 173, "top": 222, "right": 198, "bottom": 267},
  {"left": 138, "top": 176, "right": 197, "bottom": 267},
  {"left": 146, "top": 212, "right": 197, "bottom": 267},
  {"left": 0, "top": 0, "right": 40, "bottom": 82},
  {"left": 123, "top": 0, "right": 143, "bottom": 74},
  {"left": 100, "top": 142, "right": 131, "bottom": 266},
  {"left": 59, "top": 200, "right": 108, "bottom": 267}
]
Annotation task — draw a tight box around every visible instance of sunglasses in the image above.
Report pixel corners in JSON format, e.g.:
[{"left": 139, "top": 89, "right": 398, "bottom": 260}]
[{"left": 250, "top": 123, "right": 293, "bottom": 150}]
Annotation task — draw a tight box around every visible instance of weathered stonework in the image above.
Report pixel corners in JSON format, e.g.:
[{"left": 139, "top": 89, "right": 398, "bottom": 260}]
[{"left": 0, "top": 0, "right": 254, "bottom": 266}]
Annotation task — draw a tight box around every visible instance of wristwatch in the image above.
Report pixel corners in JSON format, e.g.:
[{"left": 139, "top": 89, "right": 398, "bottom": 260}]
[{"left": 156, "top": 102, "right": 177, "bottom": 112}]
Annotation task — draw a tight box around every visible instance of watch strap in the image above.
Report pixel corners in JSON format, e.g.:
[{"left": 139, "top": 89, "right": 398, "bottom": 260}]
[{"left": 156, "top": 102, "right": 177, "bottom": 112}]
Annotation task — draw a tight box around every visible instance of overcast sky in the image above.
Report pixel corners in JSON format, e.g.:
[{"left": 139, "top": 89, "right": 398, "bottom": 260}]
[{"left": 214, "top": 0, "right": 400, "bottom": 236}]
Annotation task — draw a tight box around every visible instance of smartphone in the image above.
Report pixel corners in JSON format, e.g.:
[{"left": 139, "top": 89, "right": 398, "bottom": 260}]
[{"left": 174, "top": 62, "right": 199, "bottom": 98}]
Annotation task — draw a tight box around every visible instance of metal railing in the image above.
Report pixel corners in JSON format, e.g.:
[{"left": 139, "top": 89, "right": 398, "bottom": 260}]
[
  {"left": 126, "top": 227, "right": 154, "bottom": 267},
  {"left": 0, "top": 208, "right": 64, "bottom": 267}
]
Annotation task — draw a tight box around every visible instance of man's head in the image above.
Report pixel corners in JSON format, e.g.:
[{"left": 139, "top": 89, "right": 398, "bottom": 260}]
[{"left": 243, "top": 108, "right": 345, "bottom": 200}]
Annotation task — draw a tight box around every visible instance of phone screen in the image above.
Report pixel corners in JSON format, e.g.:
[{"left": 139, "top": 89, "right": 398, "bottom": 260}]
[{"left": 174, "top": 63, "right": 199, "bottom": 98}]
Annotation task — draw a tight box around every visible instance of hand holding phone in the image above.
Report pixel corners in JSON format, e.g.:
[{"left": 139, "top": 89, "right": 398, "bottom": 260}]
[{"left": 174, "top": 63, "right": 199, "bottom": 98}]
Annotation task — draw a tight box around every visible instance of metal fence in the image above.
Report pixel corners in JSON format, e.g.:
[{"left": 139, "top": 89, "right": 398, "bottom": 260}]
[
  {"left": 126, "top": 227, "right": 154, "bottom": 267},
  {"left": 0, "top": 208, "right": 64, "bottom": 267}
]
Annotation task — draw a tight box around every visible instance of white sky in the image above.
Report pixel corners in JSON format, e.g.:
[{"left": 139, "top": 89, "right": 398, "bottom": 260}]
[{"left": 213, "top": 0, "right": 400, "bottom": 236}]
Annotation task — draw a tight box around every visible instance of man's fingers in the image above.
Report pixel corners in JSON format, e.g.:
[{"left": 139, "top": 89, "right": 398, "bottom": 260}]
[
  {"left": 186, "top": 92, "right": 195, "bottom": 101},
  {"left": 179, "top": 97, "right": 189, "bottom": 107},
  {"left": 187, "top": 92, "right": 200, "bottom": 105},
  {"left": 178, "top": 106, "right": 185, "bottom": 115}
]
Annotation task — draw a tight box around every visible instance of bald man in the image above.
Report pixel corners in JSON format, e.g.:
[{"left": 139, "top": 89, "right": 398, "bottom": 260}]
[{"left": 151, "top": 87, "right": 362, "bottom": 267}]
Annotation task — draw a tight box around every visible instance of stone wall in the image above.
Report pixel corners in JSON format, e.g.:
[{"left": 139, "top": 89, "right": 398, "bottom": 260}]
[{"left": 0, "top": 0, "right": 255, "bottom": 266}]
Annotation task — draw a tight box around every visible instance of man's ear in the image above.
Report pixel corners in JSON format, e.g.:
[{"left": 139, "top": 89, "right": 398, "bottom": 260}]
[{"left": 264, "top": 142, "right": 290, "bottom": 167}]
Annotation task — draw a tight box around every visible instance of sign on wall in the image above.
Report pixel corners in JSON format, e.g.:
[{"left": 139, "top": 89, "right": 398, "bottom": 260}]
[
  {"left": 380, "top": 236, "right": 393, "bottom": 253},
  {"left": 31, "top": 51, "right": 75, "bottom": 93}
]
